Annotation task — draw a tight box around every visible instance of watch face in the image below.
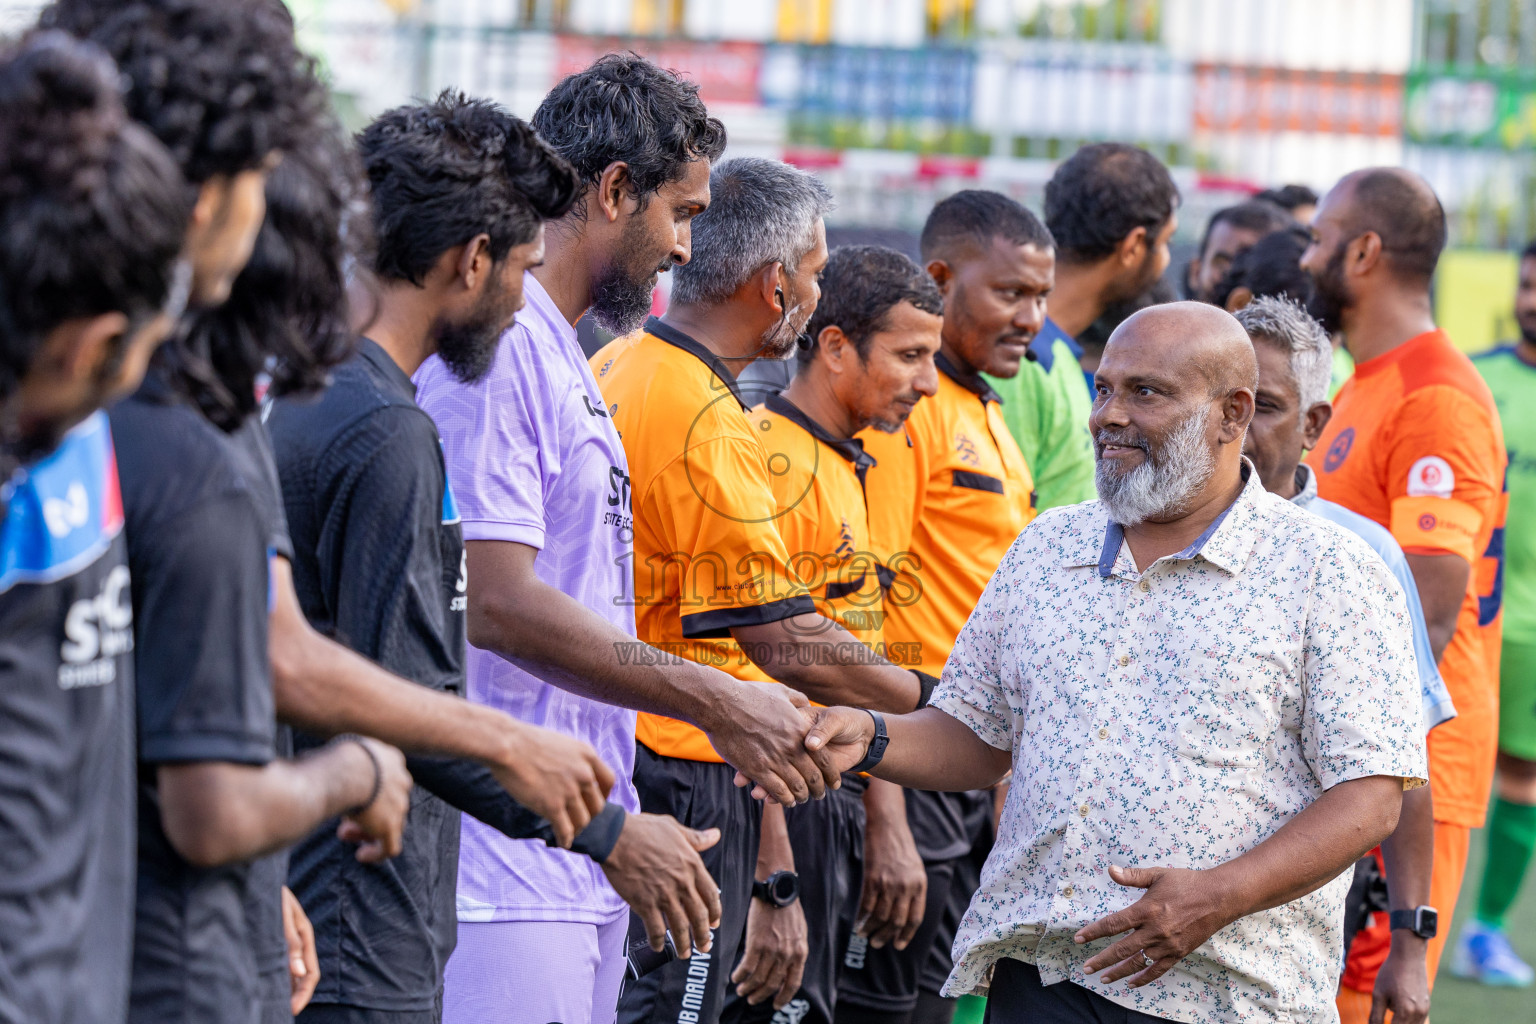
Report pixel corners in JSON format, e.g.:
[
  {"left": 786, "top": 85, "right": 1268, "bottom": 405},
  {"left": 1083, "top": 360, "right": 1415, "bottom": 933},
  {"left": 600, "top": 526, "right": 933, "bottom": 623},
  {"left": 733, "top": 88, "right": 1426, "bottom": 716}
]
[
  {"left": 1420, "top": 908, "right": 1438, "bottom": 936},
  {"left": 769, "top": 872, "right": 798, "bottom": 905}
]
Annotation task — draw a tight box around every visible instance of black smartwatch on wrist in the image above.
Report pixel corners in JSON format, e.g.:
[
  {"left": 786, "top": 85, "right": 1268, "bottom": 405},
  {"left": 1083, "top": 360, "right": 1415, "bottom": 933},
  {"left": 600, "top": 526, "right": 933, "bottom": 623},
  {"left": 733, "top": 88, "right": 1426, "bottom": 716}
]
[
  {"left": 1388, "top": 906, "right": 1438, "bottom": 940},
  {"left": 752, "top": 870, "right": 799, "bottom": 908},
  {"left": 850, "top": 709, "right": 888, "bottom": 774}
]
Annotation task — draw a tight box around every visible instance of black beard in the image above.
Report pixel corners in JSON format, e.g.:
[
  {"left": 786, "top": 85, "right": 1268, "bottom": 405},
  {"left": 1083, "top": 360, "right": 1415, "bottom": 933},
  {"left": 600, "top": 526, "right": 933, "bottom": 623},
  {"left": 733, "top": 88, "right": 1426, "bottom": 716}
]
[
  {"left": 1519, "top": 317, "right": 1536, "bottom": 347},
  {"left": 435, "top": 298, "right": 506, "bottom": 384},
  {"left": 1306, "top": 243, "right": 1350, "bottom": 335}
]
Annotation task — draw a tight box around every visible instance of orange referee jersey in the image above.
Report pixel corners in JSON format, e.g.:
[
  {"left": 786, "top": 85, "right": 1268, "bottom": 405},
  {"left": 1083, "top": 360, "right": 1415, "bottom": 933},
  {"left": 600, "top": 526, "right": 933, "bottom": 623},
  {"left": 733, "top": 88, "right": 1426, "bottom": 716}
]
[
  {"left": 1307, "top": 328, "right": 1506, "bottom": 829},
  {"left": 859, "top": 352, "right": 1037, "bottom": 672},
  {"left": 590, "top": 318, "right": 815, "bottom": 764},
  {"left": 754, "top": 393, "right": 886, "bottom": 654}
]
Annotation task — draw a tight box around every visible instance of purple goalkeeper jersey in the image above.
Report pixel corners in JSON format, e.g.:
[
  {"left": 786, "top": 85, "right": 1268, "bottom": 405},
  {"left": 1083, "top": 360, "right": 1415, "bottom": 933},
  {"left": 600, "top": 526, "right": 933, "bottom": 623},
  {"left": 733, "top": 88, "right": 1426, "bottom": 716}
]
[{"left": 416, "top": 272, "right": 638, "bottom": 925}]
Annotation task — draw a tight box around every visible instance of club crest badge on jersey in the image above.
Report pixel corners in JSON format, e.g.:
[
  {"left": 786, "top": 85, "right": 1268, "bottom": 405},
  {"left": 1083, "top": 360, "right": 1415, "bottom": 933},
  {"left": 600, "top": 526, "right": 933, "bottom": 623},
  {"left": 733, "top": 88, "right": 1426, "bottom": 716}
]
[
  {"left": 1406, "top": 455, "right": 1455, "bottom": 498},
  {"left": 1322, "top": 427, "right": 1354, "bottom": 472}
]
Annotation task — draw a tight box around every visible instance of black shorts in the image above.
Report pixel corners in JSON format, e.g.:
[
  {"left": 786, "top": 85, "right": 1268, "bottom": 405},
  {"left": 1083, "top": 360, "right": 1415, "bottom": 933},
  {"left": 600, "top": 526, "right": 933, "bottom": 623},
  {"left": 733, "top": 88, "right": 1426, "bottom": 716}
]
[
  {"left": 838, "top": 791, "right": 992, "bottom": 1013},
  {"left": 298, "top": 996, "right": 442, "bottom": 1024},
  {"left": 920, "top": 806, "right": 992, "bottom": 995},
  {"left": 619, "top": 745, "right": 762, "bottom": 1024},
  {"left": 987, "top": 959, "right": 1173, "bottom": 1023},
  {"left": 722, "top": 776, "right": 866, "bottom": 1024}
]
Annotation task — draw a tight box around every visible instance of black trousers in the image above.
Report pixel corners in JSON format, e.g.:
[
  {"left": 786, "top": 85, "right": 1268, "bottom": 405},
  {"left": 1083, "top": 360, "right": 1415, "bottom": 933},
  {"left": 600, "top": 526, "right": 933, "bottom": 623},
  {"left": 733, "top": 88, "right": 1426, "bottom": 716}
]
[
  {"left": 298, "top": 995, "right": 442, "bottom": 1024},
  {"left": 722, "top": 779, "right": 866, "bottom": 1024},
  {"left": 985, "top": 960, "right": 1172, "bottom": 1024},
  {"left": 619, "top": 746, "right": 762, "bottom": 1024}
]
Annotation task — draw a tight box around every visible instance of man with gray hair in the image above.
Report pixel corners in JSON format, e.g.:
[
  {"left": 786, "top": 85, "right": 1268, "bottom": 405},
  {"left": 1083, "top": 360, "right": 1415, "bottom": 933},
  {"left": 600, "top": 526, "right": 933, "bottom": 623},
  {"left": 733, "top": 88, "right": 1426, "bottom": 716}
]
[
  {"left": 594, "top": 158, "right": 930, "bottom": 1022},
  {"left": 1238, "top": 295, "right": 1454, "bottom": 1024},
  {"left": 798, "top": 300, "right": 1428, "bottom": 1023}
]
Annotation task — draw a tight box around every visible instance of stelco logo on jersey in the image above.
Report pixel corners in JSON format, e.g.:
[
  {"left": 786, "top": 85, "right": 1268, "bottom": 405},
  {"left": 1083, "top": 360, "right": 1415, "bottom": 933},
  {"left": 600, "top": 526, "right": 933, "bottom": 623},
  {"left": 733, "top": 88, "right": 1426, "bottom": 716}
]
[{"left": 58, "top": 564, "right": 132, "bottom": 689}]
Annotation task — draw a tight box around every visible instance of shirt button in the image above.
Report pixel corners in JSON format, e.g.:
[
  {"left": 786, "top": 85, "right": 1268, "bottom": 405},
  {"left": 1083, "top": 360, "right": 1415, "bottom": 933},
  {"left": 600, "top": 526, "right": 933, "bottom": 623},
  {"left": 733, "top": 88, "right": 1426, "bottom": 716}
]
[
  {"left": 1098, "top": 727, "right": 1109, "bottom": 739},
  {"left": 1139, "top": 580, "right": 1151, "bottom": 593},
  {"left": 1118, "top": 654, "right": 1130, "bottom": 667},
  {"left": 1078, "top": 803, "right": 1089, "bottom": 817},
  {"left": 1063, "top": 885, "right": 1075, "bottom": 898}
]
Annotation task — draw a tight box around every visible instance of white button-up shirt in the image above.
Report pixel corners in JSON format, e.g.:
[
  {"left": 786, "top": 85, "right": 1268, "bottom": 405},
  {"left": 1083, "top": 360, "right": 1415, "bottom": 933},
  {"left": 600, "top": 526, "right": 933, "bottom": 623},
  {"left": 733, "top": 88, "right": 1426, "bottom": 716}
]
[{"left": 931, "top": 466, "right": 1427, "bottom": 1024}]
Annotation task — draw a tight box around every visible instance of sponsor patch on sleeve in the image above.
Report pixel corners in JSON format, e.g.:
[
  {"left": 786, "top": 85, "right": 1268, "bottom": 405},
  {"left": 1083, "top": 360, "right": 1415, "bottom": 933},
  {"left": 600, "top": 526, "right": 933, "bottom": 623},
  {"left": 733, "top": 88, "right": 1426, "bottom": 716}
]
[{"left": 1406, "top": 455, "right": 1455, "bottom": 498}]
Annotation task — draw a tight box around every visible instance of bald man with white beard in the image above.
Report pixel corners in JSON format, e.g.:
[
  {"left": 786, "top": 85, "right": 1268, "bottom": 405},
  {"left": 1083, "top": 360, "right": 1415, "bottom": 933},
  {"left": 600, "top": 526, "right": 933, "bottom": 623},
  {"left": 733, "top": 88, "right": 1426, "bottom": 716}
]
[{"left": 801, "top": 303, "right": 1430, "bottom": 1024}]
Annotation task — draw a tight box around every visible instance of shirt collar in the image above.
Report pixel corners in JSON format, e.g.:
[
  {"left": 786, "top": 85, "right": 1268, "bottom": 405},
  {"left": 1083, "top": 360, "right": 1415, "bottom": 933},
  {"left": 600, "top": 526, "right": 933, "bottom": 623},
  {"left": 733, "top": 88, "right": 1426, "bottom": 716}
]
[
  {"left": 935, "top": 350, "right": 1003, "bottom": 404},
  {"left": 358, "top": 337, "right": 417, "bottom": 400},
  {"left": 1071, "top": 460, "right": 1265, "bottom": 578},
  {"left": 646, "top": 315, "right": 752, "bottom": 412},
  {"left": 1028, "top": 317, "right": 1083, "bottom": 372},
  {"left": 764, "top": 392, "right": 877, "bottom": 480},
  {"left": 1289, "top": 463, "right": 1318, "bottom": 509}
]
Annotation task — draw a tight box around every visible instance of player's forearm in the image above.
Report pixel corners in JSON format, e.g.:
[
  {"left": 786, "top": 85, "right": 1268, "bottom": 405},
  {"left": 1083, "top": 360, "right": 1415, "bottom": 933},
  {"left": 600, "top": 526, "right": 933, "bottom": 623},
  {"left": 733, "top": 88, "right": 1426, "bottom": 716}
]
[
  {"left": 157, "top": 741, "right": 375, "bottom": 868},
  {"left": 757, "top": 800, "right": 795, "bottom": 876},
  {"left": 733, "top": 614, "right": 921, "bottom": 712},
  {"left": 270, "top": 610, "right": 520, "bottom": 770},
  {"left": 1381, "top": 782, "right": 1434, "bottom": 911},
  {"left": 406, "top": 754, "right": 546, "bottom": 840},
  {"left": 1404, "top": 552, "right": 1471, "bottom": 664},
  {"left": 1203, "top": 775, "right": 1404, "bottom": 923},
  {"left": 466, "top": 567, "right": 742, "bottom": 733},
  {"left": 870, "top": 708, "right": 1012, "bottom": 791}
]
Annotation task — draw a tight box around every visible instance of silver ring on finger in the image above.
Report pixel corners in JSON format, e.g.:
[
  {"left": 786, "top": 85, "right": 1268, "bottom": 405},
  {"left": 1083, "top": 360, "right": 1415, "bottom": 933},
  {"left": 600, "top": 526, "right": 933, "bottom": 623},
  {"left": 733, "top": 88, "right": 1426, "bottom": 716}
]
[{"left": 1138, "top": 949, "right": 1155, "bottom": 969}]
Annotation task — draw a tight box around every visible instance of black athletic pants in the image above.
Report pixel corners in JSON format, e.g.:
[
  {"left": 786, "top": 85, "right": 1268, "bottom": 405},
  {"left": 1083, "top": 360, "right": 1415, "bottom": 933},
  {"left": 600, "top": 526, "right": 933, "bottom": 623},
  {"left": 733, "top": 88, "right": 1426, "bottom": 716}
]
[
  {"left": 619, "top": 746, "right": 762, "bottom": 1024},
  {"left": 722, "top": 779, "right": 866, "bottom": 1024}
]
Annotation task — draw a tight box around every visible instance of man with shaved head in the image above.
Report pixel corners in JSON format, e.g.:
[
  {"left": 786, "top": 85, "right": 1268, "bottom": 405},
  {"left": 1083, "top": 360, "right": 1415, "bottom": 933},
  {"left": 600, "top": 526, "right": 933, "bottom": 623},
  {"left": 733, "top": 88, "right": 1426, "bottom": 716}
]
[
  {"left": 1302, "top": 168, "right": 1507, "bottom": 1021},
  {"left": 797, "top": 301, "right": 1427, "bottom": 1023}
]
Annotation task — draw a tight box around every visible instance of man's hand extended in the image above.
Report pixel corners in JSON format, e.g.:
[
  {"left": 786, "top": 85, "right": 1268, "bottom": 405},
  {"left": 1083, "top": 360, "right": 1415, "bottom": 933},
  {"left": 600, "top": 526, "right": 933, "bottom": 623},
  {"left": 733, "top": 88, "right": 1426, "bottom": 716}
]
[
  {"left": 488, "top": 722, "right": 614, "bottom": 848},
  {"left": 715, "top": 681, "right": 840, "bottom": 805},
  {"left": 601, "top": 813, "right": 721, "bottom": 959}
]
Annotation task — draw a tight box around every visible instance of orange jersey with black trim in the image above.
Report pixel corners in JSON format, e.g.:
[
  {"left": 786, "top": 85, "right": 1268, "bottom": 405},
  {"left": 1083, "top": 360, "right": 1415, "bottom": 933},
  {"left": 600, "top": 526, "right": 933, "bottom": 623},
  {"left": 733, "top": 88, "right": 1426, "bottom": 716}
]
[
  {"left": 590, "top": 319, "right": 815, "bottom": 763},
  {"left": 754, "top": 393, "right": 886, "bottom": 655},
  {"left": 1307, "top": 328, "right": 1506, "bottom": 828},
  {"left": 859, "top": 352, "right": 1037, "bottom": 673}
]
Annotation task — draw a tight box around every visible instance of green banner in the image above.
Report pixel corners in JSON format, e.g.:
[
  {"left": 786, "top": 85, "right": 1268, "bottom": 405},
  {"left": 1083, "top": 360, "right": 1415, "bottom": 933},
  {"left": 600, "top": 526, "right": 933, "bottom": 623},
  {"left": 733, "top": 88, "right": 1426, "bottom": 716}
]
[{"left": 1405, "top": 69, "right": 1536, "bottom": 150}]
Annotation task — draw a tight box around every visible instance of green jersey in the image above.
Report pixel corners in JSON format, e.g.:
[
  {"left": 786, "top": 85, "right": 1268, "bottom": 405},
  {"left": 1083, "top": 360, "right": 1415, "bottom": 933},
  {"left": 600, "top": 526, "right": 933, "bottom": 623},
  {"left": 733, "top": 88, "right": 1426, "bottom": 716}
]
[
  {"left": 985, "top": 317, "right": 1096, "bottom": 511},
  {"left": 1473, "top": 344, "right": 1534, "bottom": 638},
  {"left": 1330, "top": 344, "right": 1354, "bottom": 399}
]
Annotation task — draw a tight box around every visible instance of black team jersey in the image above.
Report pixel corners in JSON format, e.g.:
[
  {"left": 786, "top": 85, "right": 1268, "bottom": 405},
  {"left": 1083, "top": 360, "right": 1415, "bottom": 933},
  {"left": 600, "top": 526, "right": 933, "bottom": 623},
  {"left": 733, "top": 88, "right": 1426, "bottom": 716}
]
[
  {"left": 267, "top": 339, "right": 548, "bottom": 1014},
  {"left": 0, "top": 412, "right": 136, "bottom": 1024},
  {"left": 111, "top": 372, "right": 277, "bottom": 1024}
]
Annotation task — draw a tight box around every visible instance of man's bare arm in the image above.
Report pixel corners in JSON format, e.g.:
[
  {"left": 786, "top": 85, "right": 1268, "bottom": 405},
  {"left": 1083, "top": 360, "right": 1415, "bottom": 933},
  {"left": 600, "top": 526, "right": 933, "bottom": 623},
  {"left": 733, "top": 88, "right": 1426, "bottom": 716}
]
[
  {"left": 1075, "top": 774, "right": 1405, "bottom": 987},
  {"left": 1404, "top": 553, "right": 1469, "bottom": 663},
  {"left": 269, "top": 559, "right": 611, "bottom": 845},
  {"left": 1373, "top": 783, "right": 1435, "bottom": 1024},
  {"left": 157, "top": 737, "right": 411, "bottom": 868},
  {"left": 730, "top": 615, "right": 923, "bottom": 713},
  {"left": 798, "top": 706, "right": 1012, "bottom": 792},
  {"left": 464, "top": 540, "right": 836, "bottom": 804}
]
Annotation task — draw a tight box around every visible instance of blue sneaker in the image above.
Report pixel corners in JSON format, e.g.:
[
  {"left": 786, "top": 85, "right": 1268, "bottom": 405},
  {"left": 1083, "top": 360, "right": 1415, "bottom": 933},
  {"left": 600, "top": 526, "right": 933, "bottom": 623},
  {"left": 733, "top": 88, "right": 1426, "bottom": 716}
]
[{"left": 1451, "top": 922, "right": 1535, "bottom": 987}]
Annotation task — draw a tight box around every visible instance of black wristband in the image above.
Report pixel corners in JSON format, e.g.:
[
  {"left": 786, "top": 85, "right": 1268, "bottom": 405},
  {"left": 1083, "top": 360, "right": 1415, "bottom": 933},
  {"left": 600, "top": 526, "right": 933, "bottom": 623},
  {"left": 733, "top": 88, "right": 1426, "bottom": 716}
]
[
  {"left": 539, "top": 802, "right": 627, "bottom": 863},
  {"left": 336, "top": 734, "right": 382, "bottom": 815},
  {"left": 912, "top": 670, "right": 939, "bottom": 709},
  {"left": 850, "top": 709, "right": 888, "bottom": 774}
]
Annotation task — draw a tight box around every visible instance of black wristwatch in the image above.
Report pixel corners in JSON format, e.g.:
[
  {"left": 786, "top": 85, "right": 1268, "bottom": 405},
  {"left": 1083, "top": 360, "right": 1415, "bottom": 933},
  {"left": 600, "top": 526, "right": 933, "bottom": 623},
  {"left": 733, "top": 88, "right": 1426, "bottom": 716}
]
[
  {"left": 1388, "top": 906, "right": 1438, "bottom": 940},
  {"left": 752, "top": 870, "right": 799, "bottom": 908},
  {"left": 850, "top": 709, "right": 888, "bottom": 774}
]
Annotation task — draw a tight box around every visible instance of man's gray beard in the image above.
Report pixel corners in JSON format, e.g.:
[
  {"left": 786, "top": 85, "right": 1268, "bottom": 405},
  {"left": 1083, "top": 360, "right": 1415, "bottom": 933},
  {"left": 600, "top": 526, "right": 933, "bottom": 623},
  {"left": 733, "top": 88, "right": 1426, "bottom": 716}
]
[
  {"left": 1095, "top": 408, "right": 1217, "bottom": 525},
  {"left": 756, "top": 301, "right": 812, "bottom": 360}
]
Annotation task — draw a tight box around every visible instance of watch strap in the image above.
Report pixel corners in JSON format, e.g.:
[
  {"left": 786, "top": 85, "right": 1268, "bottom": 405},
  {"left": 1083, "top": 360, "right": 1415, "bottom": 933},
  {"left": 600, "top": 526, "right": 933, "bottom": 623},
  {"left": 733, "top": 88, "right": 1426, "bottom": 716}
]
[
  {"left": 850, "top": 709, "right": 888, "bottom": 774},
  {"left": 1388, "top": 907, "right": 1436, "bottom": 938}
]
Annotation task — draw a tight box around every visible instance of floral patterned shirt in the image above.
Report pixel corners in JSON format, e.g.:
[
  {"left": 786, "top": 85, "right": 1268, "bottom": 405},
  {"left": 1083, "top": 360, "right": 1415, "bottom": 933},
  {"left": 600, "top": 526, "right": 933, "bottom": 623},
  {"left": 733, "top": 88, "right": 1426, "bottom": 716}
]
[{"left": 930, "top": 465, "right": 1428, "bottom": 1024}]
